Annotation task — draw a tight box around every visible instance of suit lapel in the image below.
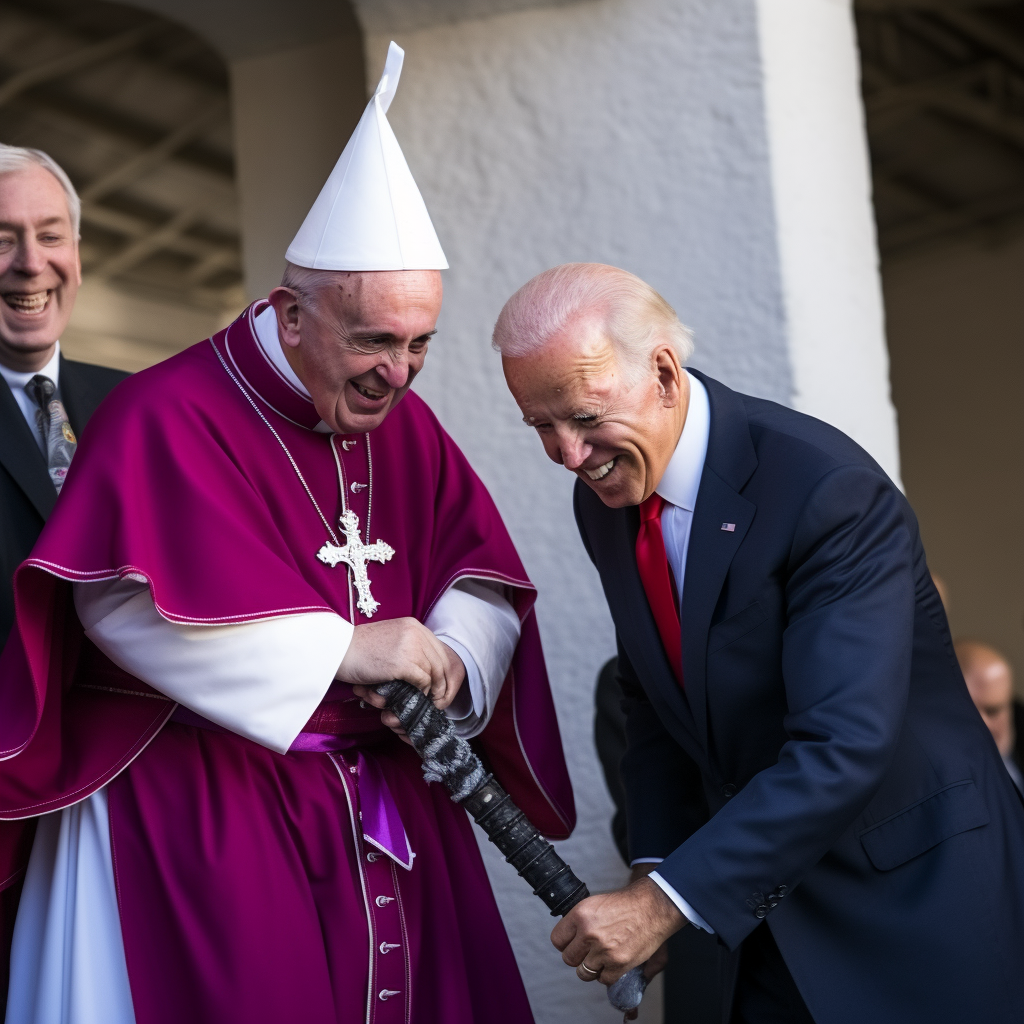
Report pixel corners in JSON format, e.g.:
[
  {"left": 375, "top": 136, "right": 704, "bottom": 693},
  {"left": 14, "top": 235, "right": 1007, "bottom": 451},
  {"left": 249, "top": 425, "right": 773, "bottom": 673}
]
[
  {"left": 681, "top": 371, "right": 758, "bottom": 750},
  {"left": 0, "top": 376, "right": 56, "bottom": 521},
  {"left": 682, "top": 470, "right": 754, "bottom": 748},
  {"left": 58, "top": 355, "right": 86, "bottom": 436}
]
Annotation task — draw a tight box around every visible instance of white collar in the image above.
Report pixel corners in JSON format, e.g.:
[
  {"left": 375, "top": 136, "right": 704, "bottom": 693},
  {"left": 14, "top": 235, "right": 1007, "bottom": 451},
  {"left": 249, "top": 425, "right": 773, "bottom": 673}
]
[
  {"left": 0, "top": 342, "right": 61, "bottom": 391},
  {"left": 253, "top": 305, "right": 310, "bottom": 398},
  {"left": 656, "top": 371, "right": 710, "bottom": 512}
]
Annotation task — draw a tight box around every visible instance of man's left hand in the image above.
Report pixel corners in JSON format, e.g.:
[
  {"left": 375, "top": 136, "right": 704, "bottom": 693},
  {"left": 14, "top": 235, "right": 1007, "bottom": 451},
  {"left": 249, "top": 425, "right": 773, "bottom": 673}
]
[{"left": 550, "top": 876, "right": 685, "bottom": 985}]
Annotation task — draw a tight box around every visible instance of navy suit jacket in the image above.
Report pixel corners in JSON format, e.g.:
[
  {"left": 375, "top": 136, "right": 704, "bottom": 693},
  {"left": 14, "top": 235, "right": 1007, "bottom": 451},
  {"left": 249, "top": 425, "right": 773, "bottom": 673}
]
[{"left": 574, "top": 370, "right": 1024, "bottom": 1024}]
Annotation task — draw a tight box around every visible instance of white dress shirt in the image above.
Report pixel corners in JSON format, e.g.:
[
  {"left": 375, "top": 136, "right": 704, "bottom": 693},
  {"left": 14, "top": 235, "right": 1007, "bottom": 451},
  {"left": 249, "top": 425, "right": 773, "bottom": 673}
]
[
  {"left": 629, "top": 372, "right": 716, "bottom": 933},
  {"left": 0, "top": 343, "right": 61, "bottom": 454}
]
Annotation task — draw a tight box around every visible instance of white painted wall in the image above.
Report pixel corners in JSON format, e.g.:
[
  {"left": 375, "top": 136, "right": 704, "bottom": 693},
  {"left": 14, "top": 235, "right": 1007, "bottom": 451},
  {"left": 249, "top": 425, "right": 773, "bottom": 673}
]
[{"left": 755, "top": 0, "right": 901, "bottom": 482}]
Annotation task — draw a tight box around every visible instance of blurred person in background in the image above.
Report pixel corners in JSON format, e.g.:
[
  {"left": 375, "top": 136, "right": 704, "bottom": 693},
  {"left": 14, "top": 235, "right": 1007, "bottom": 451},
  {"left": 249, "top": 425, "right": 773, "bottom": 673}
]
[
  {"left": 956, "top": 640, "right": 1024, "bottom": 794},
  {"left": 0, "top": 144, "right": 127, "bottom": 649}
]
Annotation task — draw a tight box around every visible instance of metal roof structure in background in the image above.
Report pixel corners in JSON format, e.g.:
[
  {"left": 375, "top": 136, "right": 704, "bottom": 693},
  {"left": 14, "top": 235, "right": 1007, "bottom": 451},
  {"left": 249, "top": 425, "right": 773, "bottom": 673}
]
[
  {"left": 0, "top": 0, "right": 243, "bottom": 311},
  {"left": 3, "top": 0, "right": 1021, "bottom": 286},
  {"left": 857, "top": 0, "right": 1024, "bottom": 253}
]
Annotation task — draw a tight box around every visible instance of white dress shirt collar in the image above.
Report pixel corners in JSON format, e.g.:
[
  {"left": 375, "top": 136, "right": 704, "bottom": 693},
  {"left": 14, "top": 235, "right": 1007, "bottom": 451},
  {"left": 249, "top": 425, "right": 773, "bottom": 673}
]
[
  {"left": 0, "top": 342, "right": 61, "bottom": 392},
  {"left": 655, "top": 371, "right": 710, "bottom": 512}
]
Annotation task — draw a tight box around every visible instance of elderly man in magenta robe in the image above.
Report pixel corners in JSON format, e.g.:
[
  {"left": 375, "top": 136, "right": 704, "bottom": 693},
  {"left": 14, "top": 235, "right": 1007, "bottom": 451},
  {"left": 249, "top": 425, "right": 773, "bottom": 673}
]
[{"left": 0, "top": 44, "right": 574, "bottom": 1024}]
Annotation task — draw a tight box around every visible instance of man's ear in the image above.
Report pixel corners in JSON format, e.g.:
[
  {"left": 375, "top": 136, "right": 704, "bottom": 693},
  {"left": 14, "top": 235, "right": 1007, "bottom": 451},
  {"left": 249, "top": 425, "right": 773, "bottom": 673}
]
[
  {"left": 268, "top": 287, "right": 302, "bottom": 349},
  {"left": 653, "top": 344, "right": 683, "bottom": 407}
]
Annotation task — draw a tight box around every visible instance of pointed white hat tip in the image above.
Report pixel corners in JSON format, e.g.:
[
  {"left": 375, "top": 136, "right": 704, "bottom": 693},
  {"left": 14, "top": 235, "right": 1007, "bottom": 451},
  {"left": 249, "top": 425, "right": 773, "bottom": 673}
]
[
  {"left": 375, "top": 41, "right": 404, "bottom": 114},
  {"left": 284, "top": 40, "right": 448, "bottom": 273}
]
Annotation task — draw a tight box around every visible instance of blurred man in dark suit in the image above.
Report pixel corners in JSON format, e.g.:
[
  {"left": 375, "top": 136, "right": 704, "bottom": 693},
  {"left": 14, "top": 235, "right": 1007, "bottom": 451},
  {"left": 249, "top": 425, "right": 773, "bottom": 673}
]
[
  {"left": 0, "top": 144, "right": 127, "bottom": 648},
  {"left": 957, "top": 640, "right": 1023, "bottom": 794}
]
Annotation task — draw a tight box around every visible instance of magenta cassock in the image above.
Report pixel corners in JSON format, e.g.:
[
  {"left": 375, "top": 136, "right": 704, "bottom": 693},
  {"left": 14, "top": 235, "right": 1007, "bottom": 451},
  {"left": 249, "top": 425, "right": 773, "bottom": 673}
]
[{"left": 0, "top": 303, "right": 576, "bottom": 1023}]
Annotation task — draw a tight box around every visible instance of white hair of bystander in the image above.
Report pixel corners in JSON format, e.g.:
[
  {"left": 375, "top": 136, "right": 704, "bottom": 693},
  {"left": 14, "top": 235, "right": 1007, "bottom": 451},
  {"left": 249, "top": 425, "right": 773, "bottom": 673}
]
[{"left": 0, "top": 144, "right": 81, "bottom": 238}]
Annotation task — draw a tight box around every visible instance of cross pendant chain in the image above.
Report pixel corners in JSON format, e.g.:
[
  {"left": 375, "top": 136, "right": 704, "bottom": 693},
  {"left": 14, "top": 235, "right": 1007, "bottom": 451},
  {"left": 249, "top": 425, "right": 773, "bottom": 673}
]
[
  {"left": 317, "top": 509, "right": 395, "bottom": 617},
  {"left": 208, "top": 342, "right": 395, "bottom": 619}
]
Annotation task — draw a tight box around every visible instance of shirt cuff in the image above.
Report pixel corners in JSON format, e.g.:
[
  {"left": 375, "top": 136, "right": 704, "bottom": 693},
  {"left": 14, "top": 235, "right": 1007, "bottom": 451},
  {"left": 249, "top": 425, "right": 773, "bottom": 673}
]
[
  {"left": 436, "top": 635, "right": 484, "bottom": 731},
  {"left": 648, "top": 871, "right": 714, "bottom": 934}
]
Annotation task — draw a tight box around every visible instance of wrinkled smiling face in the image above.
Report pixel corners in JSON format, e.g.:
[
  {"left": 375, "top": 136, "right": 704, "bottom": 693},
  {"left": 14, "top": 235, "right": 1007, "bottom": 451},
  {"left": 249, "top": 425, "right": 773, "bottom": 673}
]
[
  {"left": 271, "top": 270, "right": 443, "bottom": 435},
  {"left": 502, "top": 321, "right": 687, "bottom": 508},
  {"left": 0, "top": 164, "right": 81, "bottom": 371}
]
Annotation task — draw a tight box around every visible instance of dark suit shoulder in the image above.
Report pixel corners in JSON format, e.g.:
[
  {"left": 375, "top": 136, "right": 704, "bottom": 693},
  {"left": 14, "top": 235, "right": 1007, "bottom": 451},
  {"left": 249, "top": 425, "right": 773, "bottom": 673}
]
[
  {"left": 61, "top": 358, "right": 130, "bottom": 389},
  {"left": 737, "top": 390, "right": 892, "bottom": 486},
  {"left": 59, "top": 356, "right": 131, "bottom": 433}
]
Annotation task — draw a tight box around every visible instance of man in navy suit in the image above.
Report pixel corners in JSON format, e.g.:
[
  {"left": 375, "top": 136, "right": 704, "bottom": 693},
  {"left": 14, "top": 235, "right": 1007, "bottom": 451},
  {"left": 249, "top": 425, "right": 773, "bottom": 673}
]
[{"left": 495, "top": 263, "right": 1024, "bottom": 1024}]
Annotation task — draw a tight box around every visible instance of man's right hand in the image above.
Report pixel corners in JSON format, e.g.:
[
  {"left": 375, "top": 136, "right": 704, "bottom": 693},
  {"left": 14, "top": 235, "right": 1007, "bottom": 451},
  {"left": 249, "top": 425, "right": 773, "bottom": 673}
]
[{"left": 338, "top": 617, "right": 465, "bottom": 710}]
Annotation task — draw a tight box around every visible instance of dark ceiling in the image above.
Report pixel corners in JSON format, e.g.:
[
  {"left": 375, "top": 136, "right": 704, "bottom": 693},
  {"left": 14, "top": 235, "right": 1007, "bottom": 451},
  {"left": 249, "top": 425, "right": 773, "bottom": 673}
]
[
  {"left": 1, "top": 0, "right": 1021, "bottom": 303},
  {"left": 0, "top": 0, "right": 242, "bottom": 310},
  {"left": 856, "top": 0, "right": 1024, "bottom": 253}
]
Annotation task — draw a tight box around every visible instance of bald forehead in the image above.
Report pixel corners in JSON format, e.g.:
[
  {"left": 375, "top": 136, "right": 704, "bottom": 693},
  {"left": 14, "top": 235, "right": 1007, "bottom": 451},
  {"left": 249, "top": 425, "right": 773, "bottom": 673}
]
[{"left": 958, "top": 644, "right": 1013, "bottom": 697}]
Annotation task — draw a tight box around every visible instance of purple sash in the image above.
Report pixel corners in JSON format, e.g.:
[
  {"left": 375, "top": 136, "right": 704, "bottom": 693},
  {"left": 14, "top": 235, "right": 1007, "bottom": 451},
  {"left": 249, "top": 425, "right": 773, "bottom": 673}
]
[{"left": 171, "top": 692, "right": 414, "bottom": 870}]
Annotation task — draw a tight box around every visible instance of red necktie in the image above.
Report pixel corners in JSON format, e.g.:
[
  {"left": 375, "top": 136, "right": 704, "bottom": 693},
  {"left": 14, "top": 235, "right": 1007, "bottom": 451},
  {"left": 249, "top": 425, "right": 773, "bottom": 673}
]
[{"left": 635, "top": 493, "right": 684, "bottom": 687}]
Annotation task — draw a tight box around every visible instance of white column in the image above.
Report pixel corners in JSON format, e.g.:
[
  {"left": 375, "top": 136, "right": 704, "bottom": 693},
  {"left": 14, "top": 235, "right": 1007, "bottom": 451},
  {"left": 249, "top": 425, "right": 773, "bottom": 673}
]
[
  {"left": 756, "top": 0, "right": 901, "bottom": 482},
  {"left": 353, "top": 1, "right": 789, "bottom": 1020}
]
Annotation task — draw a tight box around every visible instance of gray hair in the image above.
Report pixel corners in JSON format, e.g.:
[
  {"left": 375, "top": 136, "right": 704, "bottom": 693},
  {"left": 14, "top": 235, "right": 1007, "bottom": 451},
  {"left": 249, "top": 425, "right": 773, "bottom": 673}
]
[
  {"left": 492, "top": 263, "right": 694, "bottom": 385},
  {"left": 280, "top": 261, "right": 326, "bottom": 308},
  {"left": 0, "top": 144, "right": 81, "bottom": 238}
]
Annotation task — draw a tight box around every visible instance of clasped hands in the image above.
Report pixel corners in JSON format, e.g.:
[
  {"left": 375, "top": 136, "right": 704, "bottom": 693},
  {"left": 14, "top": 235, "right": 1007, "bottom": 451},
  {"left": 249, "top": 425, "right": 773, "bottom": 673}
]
[
  {"left": 338, "top": 617, "right": 466, "bottom": 739},
  {"left": 552, "top": 865, "right": 685, "bottom": 1018}
]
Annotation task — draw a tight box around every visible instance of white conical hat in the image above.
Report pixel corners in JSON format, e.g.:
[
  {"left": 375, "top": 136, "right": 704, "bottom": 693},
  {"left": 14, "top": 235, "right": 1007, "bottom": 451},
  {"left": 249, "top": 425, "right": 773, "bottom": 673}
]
[{"left": 285, "top": 42, "right": 448, "bottom": 271}]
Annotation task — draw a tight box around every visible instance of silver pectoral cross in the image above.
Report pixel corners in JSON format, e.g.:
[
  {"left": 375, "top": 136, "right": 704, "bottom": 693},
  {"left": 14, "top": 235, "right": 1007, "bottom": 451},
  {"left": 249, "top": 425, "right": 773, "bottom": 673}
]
[{"left": 317, "top": 509, "right": 395, "bottom": 618}]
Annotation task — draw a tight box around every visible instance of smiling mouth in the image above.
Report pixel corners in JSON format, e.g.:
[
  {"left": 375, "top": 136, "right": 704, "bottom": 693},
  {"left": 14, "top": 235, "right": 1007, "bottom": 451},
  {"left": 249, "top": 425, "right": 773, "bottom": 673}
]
[
  {"left": 585, "top": 457, "right": 617, "bottom": 481},
  {"left": 351, "top": 380, "right": 388, "bottom": 402},
  {"left": 3, "top": 290, "right": 51, "bottom": 315}
]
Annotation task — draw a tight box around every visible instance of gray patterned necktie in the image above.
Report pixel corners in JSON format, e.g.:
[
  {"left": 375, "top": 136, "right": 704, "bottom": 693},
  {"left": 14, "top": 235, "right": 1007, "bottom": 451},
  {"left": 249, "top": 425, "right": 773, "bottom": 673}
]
[{"left": 25, "top": 374, "right": 77, "bottom": 493}]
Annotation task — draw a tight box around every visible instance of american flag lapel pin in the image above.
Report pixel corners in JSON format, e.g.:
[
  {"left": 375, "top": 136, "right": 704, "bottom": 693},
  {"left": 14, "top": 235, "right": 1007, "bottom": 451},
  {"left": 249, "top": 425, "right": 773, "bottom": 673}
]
[{"left": 721, "top": 523, "right": 736, "bottom": 532}]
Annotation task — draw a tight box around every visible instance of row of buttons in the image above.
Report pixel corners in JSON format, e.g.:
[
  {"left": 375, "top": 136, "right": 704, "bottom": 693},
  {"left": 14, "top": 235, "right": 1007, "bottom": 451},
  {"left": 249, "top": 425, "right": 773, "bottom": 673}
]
[
  {"left": 339, "top": 752, "right": 408, "bottom": 1023},
  {"left": 747, "top": 885, "right": 788, "bottom": 919}
]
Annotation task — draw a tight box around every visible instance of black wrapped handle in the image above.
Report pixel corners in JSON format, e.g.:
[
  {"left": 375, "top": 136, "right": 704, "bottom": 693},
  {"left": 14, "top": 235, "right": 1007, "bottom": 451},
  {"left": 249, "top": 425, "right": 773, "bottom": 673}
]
[
  {"left": 375, "top": 679, "right": 589, "bottom": 916},
  {"left": 461, "top": 774, "right": 591, "bottom": 917},
  {"left": 374, "top": 680, "right": 649, "bottom": 1016}
]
